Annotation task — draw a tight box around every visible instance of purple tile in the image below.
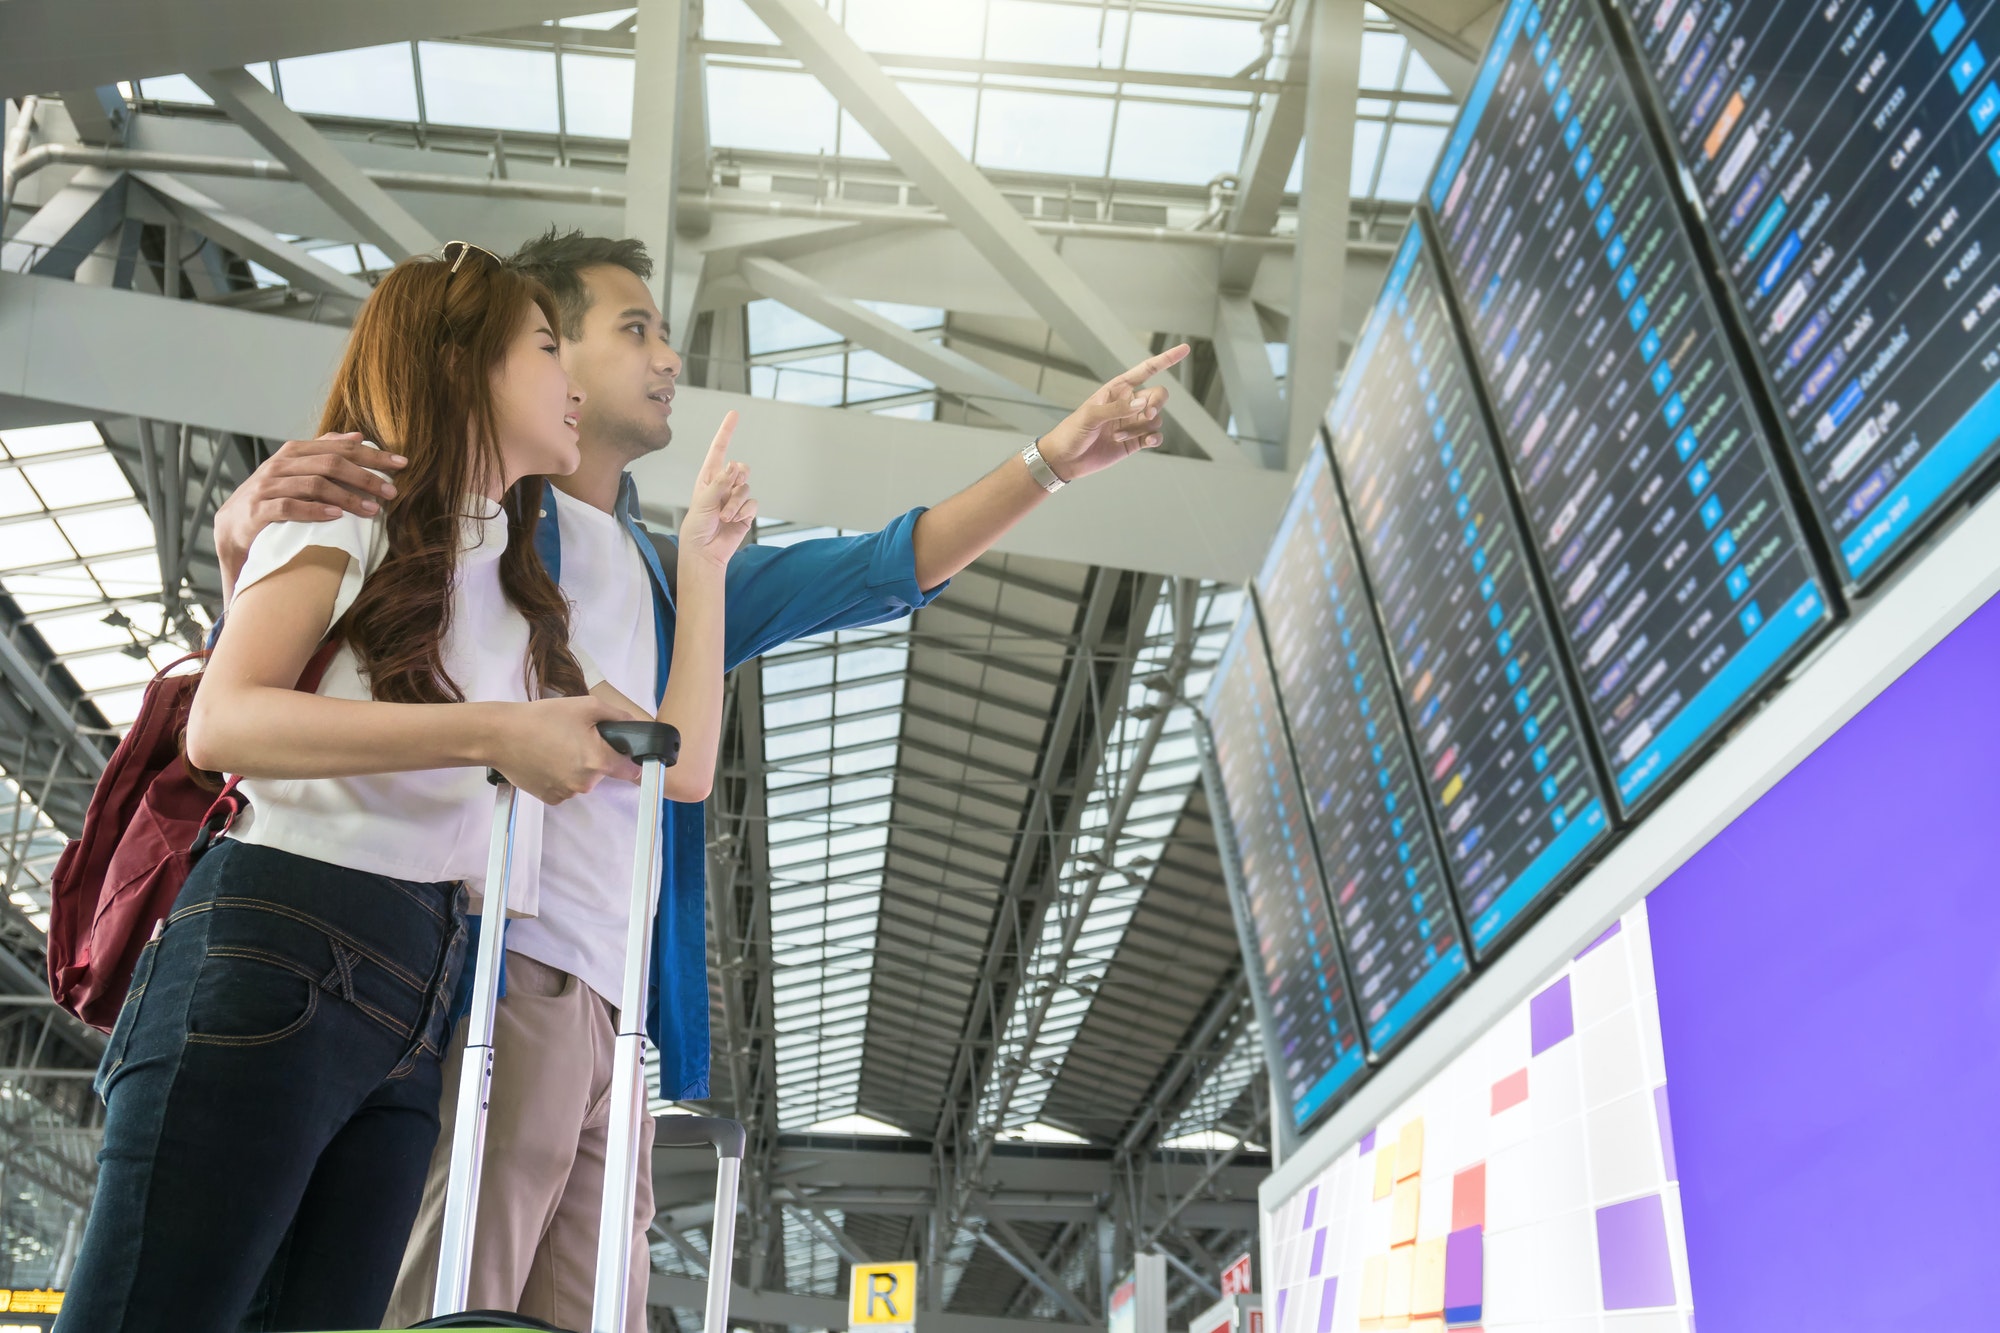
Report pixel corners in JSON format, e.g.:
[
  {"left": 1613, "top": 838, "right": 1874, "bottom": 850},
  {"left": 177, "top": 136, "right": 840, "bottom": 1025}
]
[
  {"left": 1531, "top": 974, "right": 1575, "bottom": 1055},
  {"left": 1655, "top": 1083, "right": 1678, "bottom": 1182},
  {"left": 1309, "top": 1227, "right": 1326, "bottom": 1277},
  {"left": 1315, "top": 1276, "right": 1339, "bottom": 1333},
  {"left": 1443, "top": 1225, "right": 1482, "bottom": 1323},
  {"left": 1303, "top": 1184, "right": 1319, "bottom": 1230},
  {"left": 1276, "top": 1288, "right": 1288, "bottom": 1333},
  {"left": 1358, "top": 1128, "right": 1377, "bottom": 1155},
  {"left": 1596, "top": 1193, "right": 1678, "bottom": 1309},
  {"left": 1575, "top": 918, "right": 1623, "bottom": 959}
]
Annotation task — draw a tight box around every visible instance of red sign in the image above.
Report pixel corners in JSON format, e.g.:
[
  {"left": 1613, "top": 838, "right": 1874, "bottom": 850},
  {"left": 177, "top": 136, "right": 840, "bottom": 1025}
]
[{"left": 1221, "top": 1253, "right": 1254, "bottom": 1295}]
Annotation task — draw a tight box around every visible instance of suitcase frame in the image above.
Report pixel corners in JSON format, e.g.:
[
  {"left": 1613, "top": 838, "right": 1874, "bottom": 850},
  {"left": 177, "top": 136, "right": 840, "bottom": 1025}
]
[{"left": 426, "top": 721, "right": 742, "bottom": 1333}]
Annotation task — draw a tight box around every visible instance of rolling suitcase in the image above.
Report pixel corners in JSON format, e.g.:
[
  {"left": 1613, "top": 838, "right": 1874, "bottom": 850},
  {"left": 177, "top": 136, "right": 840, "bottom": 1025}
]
[{"left": 414, "top": 720, "right": 745, "bottom": 1333}]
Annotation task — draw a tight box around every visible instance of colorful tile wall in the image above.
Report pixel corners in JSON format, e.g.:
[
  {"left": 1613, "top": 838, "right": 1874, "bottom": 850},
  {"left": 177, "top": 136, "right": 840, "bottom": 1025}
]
[{"left": 1263, "top": 902, "right": 1694, "bottom": 1332}]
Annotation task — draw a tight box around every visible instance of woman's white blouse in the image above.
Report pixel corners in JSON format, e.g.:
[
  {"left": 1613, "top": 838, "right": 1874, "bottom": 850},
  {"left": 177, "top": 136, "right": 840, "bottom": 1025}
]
[{"left": 225, "top": 499, "right": 592, "bottom": 890}]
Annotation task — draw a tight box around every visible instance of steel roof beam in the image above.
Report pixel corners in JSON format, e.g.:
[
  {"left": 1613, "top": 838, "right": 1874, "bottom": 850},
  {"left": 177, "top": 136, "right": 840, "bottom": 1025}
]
[
  {"left": 625, "top": 0, "right": 695, "bottom": 313},
  {"left": 0, "top": 167, "right": 128, "bottom": 280},
  {"left": 189, "top": 68, "right": 438, "bottom": 260},
  {"left": 740, "top": 0, "right": 1257, "bottom": 468},
  {"left": 0, "top": 274, "right": 1286, "bottom": 581},
  {"left": 1285, "top": 0, "right": 1368, "bottom": 467},
  {"left": 131, "top": 172, "right": 371, "bottom": 299},
  {"left": 1219, "top": 13, "right": 1312, "bottom": 292},
  {"left": 739, "top": 256, "right": 1060, "bottom": 435},
  {"left": 0, "top": 0, "right": 613, "bottom": 100}
]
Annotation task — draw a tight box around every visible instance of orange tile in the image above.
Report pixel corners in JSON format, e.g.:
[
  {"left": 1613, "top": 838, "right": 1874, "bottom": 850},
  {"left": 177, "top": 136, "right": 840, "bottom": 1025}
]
[
  {"left": 1395, "top": 1118, "right": 1425, "bottom": 1181},
  {"left": 1383, "top": 1246, "right": 1414, "bottom": 1324},
  {"left": 1412, "top": 1236, "right": 1447, "bottom": 1317},
  {"left": 1374, "top": 1142, "right": 1398, "bottom": 1200},
  {"left": 1359, "top": 1253, "right": 1388, "bottom": 1323},
  {"left": 1391, "top": 1178, "right": 1421, "bottom": 1247}
]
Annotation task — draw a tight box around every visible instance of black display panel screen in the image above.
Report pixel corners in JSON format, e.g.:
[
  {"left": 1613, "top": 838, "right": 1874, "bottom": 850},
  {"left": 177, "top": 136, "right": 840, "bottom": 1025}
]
[
  {"left": 1427, "top": 0, "right": 1835, "bottom": 816},
  {"left": 1615, "top": 0, "right": 2000, "bottom": 588},
  {"left": 1254, "top": 446, "right": 1469, "bottom": 1050},
  {"left": 1204, "top": 612, "right": 1368, "bottom": 1129},
  {"left": 1329, "top": 225, "right": 1616, "bottom": 957}
]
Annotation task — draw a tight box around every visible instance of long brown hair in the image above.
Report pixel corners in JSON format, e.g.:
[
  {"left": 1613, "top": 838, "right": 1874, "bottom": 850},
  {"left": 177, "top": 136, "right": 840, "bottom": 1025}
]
[{"left": 317, "top": 253, "right": 586, "bottom": 703}]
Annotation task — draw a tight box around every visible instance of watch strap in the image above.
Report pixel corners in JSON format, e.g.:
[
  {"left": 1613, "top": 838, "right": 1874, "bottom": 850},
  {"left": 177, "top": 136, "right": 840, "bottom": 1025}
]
[{"left": 1022, "top": 440, "right": 1068, "bottom": 493}]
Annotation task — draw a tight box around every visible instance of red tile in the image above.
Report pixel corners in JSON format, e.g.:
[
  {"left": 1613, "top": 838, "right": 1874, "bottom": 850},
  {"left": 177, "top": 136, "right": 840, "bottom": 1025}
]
[
  {"left": 1451, "top": 1163, "right": 1486, "bottom": 1231},
  {"left": 1490, "top": 1067, "right": 1528, "bottom": 1115}
]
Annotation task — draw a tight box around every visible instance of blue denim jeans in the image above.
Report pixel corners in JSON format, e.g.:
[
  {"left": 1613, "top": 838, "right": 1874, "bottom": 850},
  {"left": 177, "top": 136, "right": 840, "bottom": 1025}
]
[{"left": 56, "top": 839, "right": 467, "bottom": 1333}]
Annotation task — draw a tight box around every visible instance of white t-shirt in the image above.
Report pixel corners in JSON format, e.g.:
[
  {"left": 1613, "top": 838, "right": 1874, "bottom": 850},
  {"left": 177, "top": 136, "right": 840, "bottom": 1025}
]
[
  {"left": 505, "top": 485, "right": 658, "bottom": 1003},
  {"left": 226, "top": 495, "right": 587, "bottom": 893}
]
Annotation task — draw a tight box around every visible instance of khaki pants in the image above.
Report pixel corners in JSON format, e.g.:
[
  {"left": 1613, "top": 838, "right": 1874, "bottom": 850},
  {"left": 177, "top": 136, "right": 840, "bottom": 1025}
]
[{"left": 383, "top": 952, "right": 654, "bottom": 1331}]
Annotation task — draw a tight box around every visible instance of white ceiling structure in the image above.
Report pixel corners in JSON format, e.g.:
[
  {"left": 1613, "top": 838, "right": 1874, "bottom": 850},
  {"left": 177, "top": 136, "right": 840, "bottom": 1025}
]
[{"left": 0, "top": 0, "right": 1497, "bottom": 1313}]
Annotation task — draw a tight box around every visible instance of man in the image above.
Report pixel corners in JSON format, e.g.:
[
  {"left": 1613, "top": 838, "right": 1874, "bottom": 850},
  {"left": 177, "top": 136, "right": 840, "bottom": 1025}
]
[{"left": 213, "top": 227, "right": 1185, "bottom": 1329}]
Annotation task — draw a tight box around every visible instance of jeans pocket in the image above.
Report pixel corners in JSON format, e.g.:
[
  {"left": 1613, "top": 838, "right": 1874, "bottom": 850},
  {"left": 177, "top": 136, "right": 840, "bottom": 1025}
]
[
  {"left": 95, "top": 934, "right": 164, "bottom": 1097},
  {"left": 184, "top": 946, "right": 321, "bottom": 1049}
]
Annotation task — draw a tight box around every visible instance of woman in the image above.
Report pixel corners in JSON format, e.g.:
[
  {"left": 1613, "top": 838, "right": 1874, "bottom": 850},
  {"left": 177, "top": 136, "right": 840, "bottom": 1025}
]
[{"left": 56, "top": 243, "right": 754, "bottom": 1331}]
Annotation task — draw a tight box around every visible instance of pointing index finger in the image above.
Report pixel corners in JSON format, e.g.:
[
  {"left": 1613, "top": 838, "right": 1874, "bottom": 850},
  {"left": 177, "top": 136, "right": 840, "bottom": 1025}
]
[
  {"left": 699, "top": 410, "right": 740, "bottom": 481},
  {"left": 1111, "top": 343, "right": 1191, "bottom": 394}
]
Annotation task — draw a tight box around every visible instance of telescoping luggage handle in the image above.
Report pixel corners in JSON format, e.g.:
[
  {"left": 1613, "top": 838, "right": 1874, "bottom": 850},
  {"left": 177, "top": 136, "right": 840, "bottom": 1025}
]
[
  {"left": 432, "top": 720, "right": 686, "bottom": 1326},
  {"left": 653, "top": 1116, "right": 746, "bottom": 1333}
]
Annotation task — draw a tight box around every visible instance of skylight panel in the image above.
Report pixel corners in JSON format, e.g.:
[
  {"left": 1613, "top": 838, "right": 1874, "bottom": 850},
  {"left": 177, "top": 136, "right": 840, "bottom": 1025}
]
[
  {"left": 703, "top": 0, "right": 780, "bottom": 44},
  {"left": 418, "top": 42, "right": 560, "bottom": 133},
  {"left": 561, "top": 52, "right": 637, "bottom": 139},
  {"left": 747, "top": 299, "right": 842, "bottom": 356},
  {"left": 277, "top": 44, "right": 419, "bottom": 120},
  {"left": 707, "top": 65, "right": 839, "bottom": 154},
  {"left": 837, "top": 81, "right": 978, "bottom": 160},
  {"left": 1108, "top": 101, "right": 1250, "bottom": 186},
  {"left": 973, "top": 89, "right": 1112, "bottom": 177},
  {"left": 983, "top": 1, "right": 1121, "bottom": 67},
  {"left": 1358, "top": 30, "right": 1408, "bottom": 90},
  {"left": 1373, "top": 121, "right": 1448, "bottom": 202},
  {"left": 1123, "top": 11, "right": 1266, "bottom": 76},
  {"left": 843, "top": 0, "right": 988, "bottom": 60}
]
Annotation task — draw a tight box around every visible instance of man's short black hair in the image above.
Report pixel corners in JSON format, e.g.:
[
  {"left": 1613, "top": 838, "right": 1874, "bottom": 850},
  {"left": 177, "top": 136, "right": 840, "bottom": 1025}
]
[{"left": 506, "top": 226, "right": 654, "bottom": 340}]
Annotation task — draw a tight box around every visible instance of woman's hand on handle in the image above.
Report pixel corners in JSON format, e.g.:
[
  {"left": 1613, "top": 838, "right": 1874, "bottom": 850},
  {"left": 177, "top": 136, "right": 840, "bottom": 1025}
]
[
  {"left": 679, "top": 410, "right": 757, "bottom": 572},
  {"left": 487, "top": 695, "right": 642, "bottom": 804}
]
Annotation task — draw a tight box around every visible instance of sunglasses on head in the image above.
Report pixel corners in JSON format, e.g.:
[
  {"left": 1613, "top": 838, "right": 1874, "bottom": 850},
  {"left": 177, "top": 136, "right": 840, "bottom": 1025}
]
[{"left": 441, "top": 240, "right": 503, "bottom": 276}]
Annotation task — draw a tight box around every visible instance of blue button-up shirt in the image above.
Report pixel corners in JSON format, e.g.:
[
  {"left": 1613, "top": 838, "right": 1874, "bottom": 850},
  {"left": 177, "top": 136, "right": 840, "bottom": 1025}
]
[{"left": 461, "top": 473, "right": 945, "bottom": 1098}]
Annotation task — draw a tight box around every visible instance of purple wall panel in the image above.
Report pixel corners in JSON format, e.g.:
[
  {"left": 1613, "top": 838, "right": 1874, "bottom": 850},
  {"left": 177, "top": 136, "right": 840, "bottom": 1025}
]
[{"left": 1648, "top": 589, "right": 2000, "bottom": 1329}]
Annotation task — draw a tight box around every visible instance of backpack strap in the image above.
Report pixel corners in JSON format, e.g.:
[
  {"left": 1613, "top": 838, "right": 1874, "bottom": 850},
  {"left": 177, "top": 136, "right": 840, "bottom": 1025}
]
[{"left": 190, "top": 636, "right": 344, "bottom": 854}]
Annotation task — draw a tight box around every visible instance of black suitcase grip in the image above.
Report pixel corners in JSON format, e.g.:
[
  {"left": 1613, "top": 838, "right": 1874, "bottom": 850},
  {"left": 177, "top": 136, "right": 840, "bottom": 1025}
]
[
  {"left": 654, "top": 1114, "right": 745, "bottom": 1159},
  {"left": 596, "top": 720, "right": 681, "bottom": 765}
]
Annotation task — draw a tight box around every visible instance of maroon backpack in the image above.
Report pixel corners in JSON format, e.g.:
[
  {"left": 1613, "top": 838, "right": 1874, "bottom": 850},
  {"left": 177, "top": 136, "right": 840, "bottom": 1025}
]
[{"left": 47, "top": 642, "right": 337, "bottom": 1031}]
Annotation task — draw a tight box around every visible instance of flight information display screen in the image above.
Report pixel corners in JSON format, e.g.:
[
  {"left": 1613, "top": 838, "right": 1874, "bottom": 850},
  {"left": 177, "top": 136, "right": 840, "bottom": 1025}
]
[
  {"left": 1329, "top": 225, "right": 1613, "bottom": 957},
  {"left": 1427, "top": 0, "right": 1835, "bottom": 816},
  {"left": 1204, "top": 613, "right": 1368, "bottom": 1130},
  {"left": 1615, "top": 0, "right": 2000, "bottom": 588},
  {"left": 1254, "top": 446, "right": 1468, "bottom": 1051}
]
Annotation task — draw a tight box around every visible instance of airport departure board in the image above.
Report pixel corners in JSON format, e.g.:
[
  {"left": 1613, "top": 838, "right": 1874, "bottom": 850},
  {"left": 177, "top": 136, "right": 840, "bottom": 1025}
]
[
  {"left": 1254, "top": 447, "right": 1469, "bottom": 1052},
  {"left": 1615, "top": 0, "right": 2000, "bottom": 587},
  {"left": 1427, "top": 0, "right": 1835, "bottom": 816},
  {"left": 1204, "top": 614, "right": 1368, "bottom": 1129},
  {"left": 1330, "top": 226, "right": 1615, "bottom": 956}
]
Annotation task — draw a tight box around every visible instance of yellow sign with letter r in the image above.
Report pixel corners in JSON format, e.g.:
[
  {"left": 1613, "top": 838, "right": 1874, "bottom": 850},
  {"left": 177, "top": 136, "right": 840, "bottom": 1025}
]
[{"left": 849, "top": 1261, "right": 919, "bottom": 1327}]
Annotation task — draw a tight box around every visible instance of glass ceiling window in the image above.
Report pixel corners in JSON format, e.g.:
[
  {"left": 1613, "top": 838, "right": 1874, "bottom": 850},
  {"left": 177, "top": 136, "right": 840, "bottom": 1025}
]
[
  {"left": 747, "top": 297, "right": 943, "bottom": 421},
  {"left": 757, "top": 518, "right": 913, "bottom": 1130},
  {"left": 1, "top": 421, "right": 197, "bottom": 934},
  {"left": 125, "top": 0, "right": 1453, "bottom": 206},
  {"left": 975, "top": 580, "right": 1245, "bottom": 1138}
]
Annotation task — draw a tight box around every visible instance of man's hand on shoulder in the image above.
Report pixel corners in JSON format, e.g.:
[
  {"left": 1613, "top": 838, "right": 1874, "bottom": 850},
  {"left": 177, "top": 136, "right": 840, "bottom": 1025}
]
[
  {"left": 1034, "top": 343, "right": 1191, "bottom": 483},
  {"left": 212, "top": 432, "right": 405, "bottom": 598}
]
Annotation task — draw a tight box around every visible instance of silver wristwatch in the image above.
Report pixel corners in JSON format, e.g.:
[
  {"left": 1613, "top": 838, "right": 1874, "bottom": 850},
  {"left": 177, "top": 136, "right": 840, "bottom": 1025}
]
[{"left": 1022, "top": 440, "right": 1068, "bottom": 493}]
